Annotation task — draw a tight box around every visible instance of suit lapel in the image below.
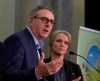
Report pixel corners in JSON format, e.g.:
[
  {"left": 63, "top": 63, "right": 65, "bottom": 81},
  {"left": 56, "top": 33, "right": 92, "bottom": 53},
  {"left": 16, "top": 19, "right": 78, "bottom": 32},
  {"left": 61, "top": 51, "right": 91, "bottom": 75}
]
[
  {"left": 29, "top": 39, "right": 39, "bottom": 63},
  {"left": 23, "top": 28, "right": 39, "bottom": 64}
]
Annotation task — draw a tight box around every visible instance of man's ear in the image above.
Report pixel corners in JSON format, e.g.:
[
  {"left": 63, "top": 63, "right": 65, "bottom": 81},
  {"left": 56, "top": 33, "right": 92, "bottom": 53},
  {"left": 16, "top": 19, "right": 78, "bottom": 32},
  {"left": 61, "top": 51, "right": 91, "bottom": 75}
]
[{"left": 30, "top": 17, "right": 34, "bottom": 23}]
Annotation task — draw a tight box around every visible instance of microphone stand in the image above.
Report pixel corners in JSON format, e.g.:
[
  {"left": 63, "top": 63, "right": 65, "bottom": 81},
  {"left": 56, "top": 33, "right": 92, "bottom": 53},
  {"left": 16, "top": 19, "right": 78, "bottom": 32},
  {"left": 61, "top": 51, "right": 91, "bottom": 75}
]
[{"left": 69, "top": 51, "right": 100, "bottom": 73}]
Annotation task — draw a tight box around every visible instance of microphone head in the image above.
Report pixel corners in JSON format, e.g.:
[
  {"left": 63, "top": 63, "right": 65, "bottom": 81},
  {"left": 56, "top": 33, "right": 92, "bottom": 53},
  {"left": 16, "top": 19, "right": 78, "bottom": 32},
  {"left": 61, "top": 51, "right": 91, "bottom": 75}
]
[{"left": 69, "top": 51, "right": 75, "bottom": 55}]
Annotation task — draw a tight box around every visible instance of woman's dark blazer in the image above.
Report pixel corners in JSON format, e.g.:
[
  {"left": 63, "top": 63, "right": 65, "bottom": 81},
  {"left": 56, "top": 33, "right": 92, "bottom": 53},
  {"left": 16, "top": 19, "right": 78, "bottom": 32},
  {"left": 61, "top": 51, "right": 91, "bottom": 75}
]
[{"left": 44, "top": 57, "right": 84, "bottom": 81}]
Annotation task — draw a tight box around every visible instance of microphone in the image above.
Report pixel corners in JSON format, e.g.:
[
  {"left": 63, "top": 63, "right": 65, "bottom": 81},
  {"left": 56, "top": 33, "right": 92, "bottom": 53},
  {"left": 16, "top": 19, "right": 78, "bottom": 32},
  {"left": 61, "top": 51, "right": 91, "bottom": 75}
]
[{"left": 69, "top": 51, "right": 100, "bottom": 73}]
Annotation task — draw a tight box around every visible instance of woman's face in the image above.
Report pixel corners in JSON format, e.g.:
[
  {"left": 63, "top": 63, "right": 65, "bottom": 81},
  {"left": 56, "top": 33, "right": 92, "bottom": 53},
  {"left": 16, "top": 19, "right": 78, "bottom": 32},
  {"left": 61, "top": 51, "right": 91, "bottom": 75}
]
[{"left": 51, "top": 33, "right": 69, "bottom": 55}]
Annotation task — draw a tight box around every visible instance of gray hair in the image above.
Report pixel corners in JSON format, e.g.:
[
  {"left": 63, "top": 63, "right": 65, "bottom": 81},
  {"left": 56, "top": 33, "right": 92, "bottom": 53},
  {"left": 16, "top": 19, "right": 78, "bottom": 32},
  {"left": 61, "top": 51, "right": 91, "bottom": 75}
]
[
  {"left": 49, "top": 30, "right": 71, "bottom": 50},
  {"left": 29, "top": 5, "right": 55, "bottom": 17}
]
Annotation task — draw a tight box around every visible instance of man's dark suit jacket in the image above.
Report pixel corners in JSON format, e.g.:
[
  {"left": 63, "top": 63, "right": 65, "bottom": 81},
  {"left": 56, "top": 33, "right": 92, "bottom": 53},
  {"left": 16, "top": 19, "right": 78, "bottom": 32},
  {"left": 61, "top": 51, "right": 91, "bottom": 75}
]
[
  {"left": 44, "top": 57, "right": 84, "bottom": 81},
  {"left": 0, "top": 41, "right": 3, "bottom": 81},
  {"left": 1, "top": 28, "right": 47, "bottom": 81}
]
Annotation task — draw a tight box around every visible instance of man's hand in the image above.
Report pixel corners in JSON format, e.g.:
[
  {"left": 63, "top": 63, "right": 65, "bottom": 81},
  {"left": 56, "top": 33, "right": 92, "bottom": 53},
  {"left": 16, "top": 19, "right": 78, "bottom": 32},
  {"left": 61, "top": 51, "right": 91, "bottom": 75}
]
[
  {"left": 72, "top": 76, "right": 81, "bottom": 81},
  {"left": 36, "top": 52, "right": 63, "bottom": 78}
]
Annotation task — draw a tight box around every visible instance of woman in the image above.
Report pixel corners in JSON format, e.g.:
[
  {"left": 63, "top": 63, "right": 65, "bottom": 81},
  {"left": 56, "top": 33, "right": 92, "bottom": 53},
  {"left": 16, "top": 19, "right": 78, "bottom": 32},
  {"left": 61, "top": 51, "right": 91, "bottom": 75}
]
[{"left": 44, "top": 30, "right": 84, "bottom": 81}]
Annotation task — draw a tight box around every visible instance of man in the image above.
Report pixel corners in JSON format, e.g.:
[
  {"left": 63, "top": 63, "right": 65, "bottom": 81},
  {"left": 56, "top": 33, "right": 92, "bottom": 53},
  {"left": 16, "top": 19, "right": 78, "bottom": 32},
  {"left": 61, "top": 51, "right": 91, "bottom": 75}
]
[{"left": 1, "top": 5, "right": 63, "bottom": 81}]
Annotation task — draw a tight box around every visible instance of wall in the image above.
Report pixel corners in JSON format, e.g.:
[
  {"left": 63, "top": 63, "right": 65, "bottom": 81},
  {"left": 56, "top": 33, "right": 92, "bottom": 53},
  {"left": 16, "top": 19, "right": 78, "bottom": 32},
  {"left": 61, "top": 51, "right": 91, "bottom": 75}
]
[
  {"left": 0, "top": 0, "right": 15, "bottom": 42},
  {"left": 71, "top": 0, "right": 85, "bottom": 62}
]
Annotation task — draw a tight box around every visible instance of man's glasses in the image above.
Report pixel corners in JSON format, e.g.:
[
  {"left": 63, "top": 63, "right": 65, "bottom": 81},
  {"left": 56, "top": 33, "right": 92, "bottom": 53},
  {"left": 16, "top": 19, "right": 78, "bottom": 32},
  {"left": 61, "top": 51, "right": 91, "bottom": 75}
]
[{"left": 34, "top": 16, "right": 56, "bottom": 26}]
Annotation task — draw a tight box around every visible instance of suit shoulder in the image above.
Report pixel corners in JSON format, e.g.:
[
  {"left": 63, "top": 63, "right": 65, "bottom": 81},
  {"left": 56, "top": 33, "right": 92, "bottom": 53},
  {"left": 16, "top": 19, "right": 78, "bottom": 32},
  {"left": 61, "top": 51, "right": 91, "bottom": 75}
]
[
  {"left": 2, "top": 32, "right": 25, "bottom": 49},
  {"left": 4, "top": 30, "right": 25, "bottom": 41}
]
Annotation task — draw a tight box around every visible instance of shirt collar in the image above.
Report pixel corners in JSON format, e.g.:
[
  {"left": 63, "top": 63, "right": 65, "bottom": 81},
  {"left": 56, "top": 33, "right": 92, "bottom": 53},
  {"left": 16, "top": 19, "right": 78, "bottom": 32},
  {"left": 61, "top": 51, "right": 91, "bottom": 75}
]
[{"left": 27, "top": 26, "right": 43, "bottom": 49}]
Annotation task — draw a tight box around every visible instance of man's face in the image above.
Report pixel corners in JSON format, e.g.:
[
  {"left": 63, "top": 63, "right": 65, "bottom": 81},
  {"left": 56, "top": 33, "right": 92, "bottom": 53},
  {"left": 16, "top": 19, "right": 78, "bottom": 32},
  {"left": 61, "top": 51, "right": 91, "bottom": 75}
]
[{"left": 29, "top": 9, "right": 55, "bottom": 40}]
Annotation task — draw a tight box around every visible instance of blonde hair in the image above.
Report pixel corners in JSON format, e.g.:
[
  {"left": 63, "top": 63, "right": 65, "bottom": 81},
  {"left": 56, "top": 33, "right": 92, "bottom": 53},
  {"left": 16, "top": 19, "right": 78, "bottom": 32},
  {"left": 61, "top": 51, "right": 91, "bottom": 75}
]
[{"left": 49, "top": 30, "right": 71, "bottom": 50}]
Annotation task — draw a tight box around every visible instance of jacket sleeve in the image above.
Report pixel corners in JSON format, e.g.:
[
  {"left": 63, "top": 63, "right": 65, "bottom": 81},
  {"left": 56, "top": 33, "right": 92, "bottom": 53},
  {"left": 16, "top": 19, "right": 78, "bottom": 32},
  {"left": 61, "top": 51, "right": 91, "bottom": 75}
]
[
  {"left": 70, "top": 62, "right": 84, "bottom": 81},
  {"left": 74, "top": 64, "right": 84, "bottom": 81},
  {"left": 64, "top": 60, "right": 84, "bottom": 81}
]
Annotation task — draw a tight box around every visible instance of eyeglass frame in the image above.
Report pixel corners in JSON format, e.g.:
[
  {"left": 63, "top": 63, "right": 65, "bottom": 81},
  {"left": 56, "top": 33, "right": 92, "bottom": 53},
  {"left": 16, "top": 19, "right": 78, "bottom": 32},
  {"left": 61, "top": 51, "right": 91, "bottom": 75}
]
[{"left": 34, "top": 16, "right": 56, "bottom": 26}]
